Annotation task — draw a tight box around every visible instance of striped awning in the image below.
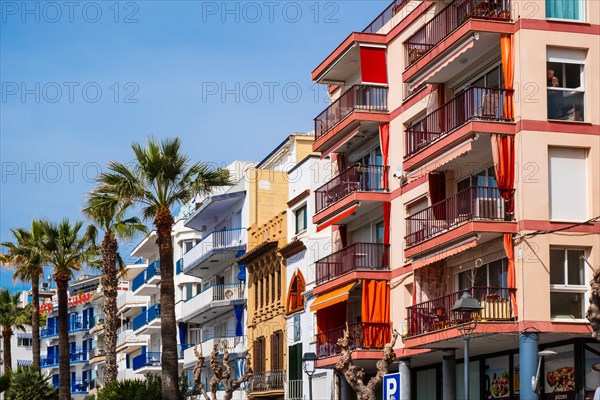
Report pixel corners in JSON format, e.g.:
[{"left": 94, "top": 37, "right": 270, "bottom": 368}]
[
  {"left": 17, "top": 333, "right": 32, "bottom": 339},
  {"left": 310, "top": 282, "right": 357, "bottom": 312},
  {"left": 17, "top": 360, "right": 32, "bottom": 367}
]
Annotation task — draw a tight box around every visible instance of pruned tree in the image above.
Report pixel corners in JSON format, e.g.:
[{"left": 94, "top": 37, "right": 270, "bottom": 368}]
[
  {"left": 335, "top": 322, "right": 400, "bottom": 400},
  {"left": 587, "top": 267, "right": 600, "bottom": 340},
  {"left": 192, "top": 340, "right": 253, "bottom": 400}
]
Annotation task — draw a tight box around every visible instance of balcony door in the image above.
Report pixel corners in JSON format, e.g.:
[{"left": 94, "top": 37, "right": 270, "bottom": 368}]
[
  {"left": 454, "top": 64, "right": 504, "bottom": 120},
  {"left": 353, "top": 147, "right": 383, "bottom": 191},
  {"left": 456, "top": 167, "right": 499, "bottom": 218}
]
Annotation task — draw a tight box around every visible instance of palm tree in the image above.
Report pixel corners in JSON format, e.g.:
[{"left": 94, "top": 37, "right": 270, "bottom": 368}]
[
  {"left": 39, "top": 219, "right": 98, "bottom": 400},
  {"left": 0, "top": 289, "right": 32, "bottom": 372},
  {"left": 82, "top": 192, "right": 146, "bottom": 383},
  {"left": 0, "top": 220, "right": 46, "bottom": 371},
  {"left": 97, "top": 138, "right": 231, "bottom": 399}
]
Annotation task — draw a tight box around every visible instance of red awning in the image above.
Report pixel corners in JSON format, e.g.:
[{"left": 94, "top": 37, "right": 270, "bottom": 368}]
[
  {"left": 360, "top": 46, "right": 388, "bottom": 84},
  {"left": 407, "top": 139, "right": 473, "bottom": 180},
  {"left": 410, "top": 236, "right": 478, "bottom": 270},
  {"left": 316, "top": 204, "right": 358, "bottom": 232}
]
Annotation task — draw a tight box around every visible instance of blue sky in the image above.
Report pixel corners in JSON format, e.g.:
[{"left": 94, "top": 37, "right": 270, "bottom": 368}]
[{"left": 0, "top": 0, "right": 388, "bottom": 290}]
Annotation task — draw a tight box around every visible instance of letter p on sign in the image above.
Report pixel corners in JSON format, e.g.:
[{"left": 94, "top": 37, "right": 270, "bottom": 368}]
[{"left": 383, "top": 372, "right": 401, "bottom": 400}]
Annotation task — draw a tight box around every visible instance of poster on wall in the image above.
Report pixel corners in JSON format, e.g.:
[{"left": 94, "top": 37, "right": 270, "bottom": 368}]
[
  {"left": 585, "top": 343, "right": 600, "bottom": 400},
  {"left": 543, "top": 344, "right": 576, "bottom": 400},
  {"left": 484, "top": 355, "right": 511, "bottom": 399}
]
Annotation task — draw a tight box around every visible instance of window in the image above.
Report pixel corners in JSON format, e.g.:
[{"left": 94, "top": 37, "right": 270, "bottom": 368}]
[
  {"left": 375, "top": 221, "right": 385, "bottom": 244},
  {"left": 18, "top": 337, "right": 32, "bottom": 347},
  {"left": 546, "top": 0, "right": 584, "bottom": 21},
  {"left": 548, "top": 147, "right": 588, "bottom": 221},
  {"left": 457, "top": 258, "right": 508, "bottom": 290},
  {"left": 270, "top": 331, "right": 283, "bottom": 371},
  {"left": 182, "top": 239, "right": 195, "bottom": 254},
  {"left": 294, "top": 205, "right": 307, "bottom": 234},
  {"left": 547, "top": 48, "right": 586, "bottom": 121},
  {"left": 253, "top": 337, "right": 265, "bottom": 373},
  {"left": 286, "top": 271, "right": 306, "bottom": 314},
  {"left": 550, "top": 248, "right": 586, "bottom": 319}
]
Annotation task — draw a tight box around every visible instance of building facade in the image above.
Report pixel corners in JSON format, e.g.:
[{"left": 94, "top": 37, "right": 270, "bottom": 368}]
[{"left": 311, "top": 0, "right": 599, "bottom": 399}]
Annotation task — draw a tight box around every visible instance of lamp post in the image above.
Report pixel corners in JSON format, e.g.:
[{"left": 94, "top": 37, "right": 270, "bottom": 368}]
[
  {"left": 531, "top": 350, "right": 557, "bottom": 394},
  {"left": 451, "top": 290, "right": 483, "bottom": 400},
  {"left": 302, "top": 352, "right": 318, "bottom": 400}
]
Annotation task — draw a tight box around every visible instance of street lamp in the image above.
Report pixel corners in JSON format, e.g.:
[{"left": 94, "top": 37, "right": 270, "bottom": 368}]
[
  {"left": 302, "top": 352, "right": 318, "bottom": 400},
  {"left": 531, "top": 350, "right": 557, "bottom": 393},
  {"left": 451, "top": 290, "right": 483, "bottom": 400}
]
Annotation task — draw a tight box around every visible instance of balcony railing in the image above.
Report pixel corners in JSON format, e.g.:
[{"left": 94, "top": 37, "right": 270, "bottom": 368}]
[
  {"left": 314, "top": 85, "right": 388, "bottom": 140},
  {"left": 132, "top": 304, "right": 161, "bottom": 332},
  {"left": 405, "top": 186, "right": 514, "bottom": 247},
  {"left": 287, "top": 379, "right": 303, "bottom": 400},
  {"left": 178, "top": 343, "right": 195, "bottom": 359},
  {"left": 72, "top": 380, "right": 91, "bottom": 394},
  {"left": 363, "top": 0, "right": 408, "bottom": 33},
  {"left": 116, "top": 290, "right": 146, "bottom": 311},
  {"left": 132, "top": 351, "right": 161, "bottom": 370},
  {"left": 406, "top": 287, "right": 516, "bottom": 337},
  {"left": 316, "top": 322, "right": 391, "bottom": 358},
  {"left": 41, "top": 355, "right": 58, "bottom": 368},
  {"left": 41, "top": 317, "right": 96, "bottom": 339},
  {"left": 249, "top": 370, "right": 285, "bottom": 393},
  {"left": 180, "top": 283, "right": 245, "bottom": 321},
  {"left": 71, "top": 348, "right": 89, "bottom": 363},
  {"left": 315, "top": 243, "right": 390, "bottom": 285},
  {"left": 117, "top": 328, "right": 145, "bottom": 347},
  {"left": 201, "top": 336, "right": 246, "bottom": 356},
  {"left": 405, "top": 87, "right": 513, "bottom": 157},
  {"left": 404, "top": 0, "right": 511, "bottom": 68},
  {"left": 315, "top": 164, "right": 388, "bottom": 213},
  {"left": 184, "top": 228, "right": 246, "bottom": 270},
  {"left": 131, "top": 260, "right": 160, "bottom": 292}
]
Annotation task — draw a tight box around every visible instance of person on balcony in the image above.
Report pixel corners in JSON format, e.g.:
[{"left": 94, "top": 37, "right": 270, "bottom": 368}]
[{"left": 547, "top": 69, "right": 561, "bottom": 119}]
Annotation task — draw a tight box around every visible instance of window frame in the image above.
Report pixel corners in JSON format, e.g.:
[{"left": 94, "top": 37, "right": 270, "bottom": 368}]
[
  {"left": 454, "top": 257, "right": 509, "bottom": 290},
  {"left": 546, "top": 49, "right": 586, "bottom": 122},
  {"left": 545, "top": 0, "right": 586, "bottom": 22},
  {"left": 549, "top": 247, "right": 588, "bottom": 321},
  {"left": 294, "top": 204, "right": 308, "bottom": 234}
]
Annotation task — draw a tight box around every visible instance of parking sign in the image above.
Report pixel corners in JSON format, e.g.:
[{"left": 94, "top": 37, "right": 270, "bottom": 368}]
[{"left": 383, "top": 372, "right": 401, "bottom": 400}]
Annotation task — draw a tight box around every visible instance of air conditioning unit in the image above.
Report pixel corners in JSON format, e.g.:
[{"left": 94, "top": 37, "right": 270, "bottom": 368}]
[{"left": 474, "top": 197, "right": 504, "bottom": 219}]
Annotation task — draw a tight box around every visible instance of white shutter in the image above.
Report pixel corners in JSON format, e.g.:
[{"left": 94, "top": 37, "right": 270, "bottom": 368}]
[{"left": 549, "top": 147, "right": 588, "bottom": 221}]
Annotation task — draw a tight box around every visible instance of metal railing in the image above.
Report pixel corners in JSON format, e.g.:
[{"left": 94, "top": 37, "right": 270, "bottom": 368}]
[
  {"left": 71, "top": 380, "right": 91, "bottom": 394},
  {"left": 405, "top": 186, "right": 514, "bottom": 247},
  {"left": 131, "top": 260, "right": 160, "bottom": 292},
  {"left": 40, "top": 316, "right": 97, "bottom": 338},
  {"left": 132, "top": 304, "right": 161, "bottom": 331},
  {"left": 315, "top": 243, "right": 390, "bottom": 285},
  {"left": 315, "top": 164, "right": 388, "bottom": 213},
  {"left": 41, "top": 355, "right": 59, "bottom": 368},
  {"left": 249, "top": 370, "right": 285, "bottom": 393},
  {"left": 287, "top": 379, "right": 303, "bottom": 400},
  {"left": 180, "top": 283, "right": 245, "bottom": 321},
  {"left": 405, "top": 87, "right": 513, "bottom": 157},
  {"left": 363, "top": 0, "right": 409, "bottom": 33},
  {"left": 406, "top": 287, "right": 516, "bottom": 337},
  {"left": 404, "top": 0, "right": 511, "bottom": 67},
  {"left": 200, "top": 336, "right": 247, "bottom": 356},
  {"left": 314, "top": 85, "right": 388, "bottom": 140},
  {"left": 184, "top": 228, "right": 247, "bottom": 271},
  {"left": 132, "top": 351, "right": 162, "bottom": 370},
  {"left": 316, "top": 322, "right": 391, "bottom": 358}
]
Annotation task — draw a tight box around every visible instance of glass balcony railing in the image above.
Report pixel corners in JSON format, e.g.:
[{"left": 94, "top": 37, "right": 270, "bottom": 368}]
[
  {"left": 132, "top": 352, "right": 161, "bottom": 370},
  {"left": 131, "top": 260, "right": 160, "bottom": 292},
  {"left": 132, "top": 304, "right": 161, "bottom": 331}
]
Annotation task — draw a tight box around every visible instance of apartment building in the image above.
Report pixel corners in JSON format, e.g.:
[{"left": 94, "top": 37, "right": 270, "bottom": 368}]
[
  {"left": 311, "top": 0, "right": 599, "bottom": 399},
  {"left": 39, "top": 275, "right": 102, "bottom": 398},
  {"left": 281, "top": 154, "right": 334, "bottom": 400}
]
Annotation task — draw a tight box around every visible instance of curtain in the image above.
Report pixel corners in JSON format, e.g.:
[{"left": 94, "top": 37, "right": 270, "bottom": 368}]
[
  {"left": 503, "top": 234, "right": 518, "bottom": 317},
  {"left": 491, "top": 134, "right": 515, "bottom": 213},
  {"left": 178, "top": 322, "right": 187, "bottom": 356},
  {"left": 236, "top": 250, "right": 247, "bottom": 281},
  {"left": 546, "top": 0, "right": 580, "bottom": 20},
  {"left": 382, "top": 202, "right": 391, "bottom": 266},
  {"left": 429, "top": 172, "right": 446, "bottom": 219},
  {"left": 361, "top": 280, "right": 391, "bottom": 348},
  {"left": 234, "top": 305, "right": 244, "bottom": 336},
  {"left": 339, "top": 225, "right": 348, "bottom": 248},
  {"left": 500, "top": 34, "right": 514, "bottom": 120},
  {"left": 379, "top": 123, "right": 390, "bottom": 189},
  {"left": 316, "top": 302, "right": 346, "bottom": 348}
]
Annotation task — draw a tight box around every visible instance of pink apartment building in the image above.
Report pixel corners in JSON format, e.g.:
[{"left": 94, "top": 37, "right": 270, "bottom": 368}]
[{"left": 309, "top": 0, "right": 599, "bottom": 399}]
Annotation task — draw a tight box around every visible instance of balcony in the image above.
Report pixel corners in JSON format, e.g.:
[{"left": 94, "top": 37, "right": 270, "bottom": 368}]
[
  {"left": 71, "top": 380, "right": 91, "bottom": 395},
  {"left": 405, "top": 186, "right": 514, "bottom": 248},
  {"left": 363, "top": 0, "right": 409, "bottom": 34},
  {"left": 315, "top": 243, "right": 390, "bottom": 286},
  {"left": 287, "top": 380, "right": 303, "bottom": 400},
  {"left": 132, "top": 304, "right": 161, "bottom": 334},
  {"left": 404, "top": 0, "right": 511, "bottom": 69},
  {"left": 248, "top": 370, "right": 285, "bottom": 394},
  {"left": 117, "top": 368, "right": 137, "bottom": 381},
  {"left": 316, "top": 322, "right": 391, "bottom": 358},
  {"left": 314, "top": 85, "right": 388, "bottom": 152},
  {"left": 406, "top": 287, "right": 516, "bottom": 338},
  {"left": 405, "top": 87, "right": 513, "bottom": 160},
  {"left": 132, "top": 351, "right": 161, "bottom": 372},
  {"left": 183, "top": 228, "right": 247, "bottom": 279},
  {"left": 178, "top": 283, "right": 245, "bottom": 323},
  {"left": 88, "top": 347, "right": 106, "bottom": 364},
  {"left": 131, "top": 260, "right": 160, "bottom": 296},
  {"left": 182, "top": 336, "right": 246, "bottom": 369},
  {"left": 116, "top": 328, "right": 147, "bottom": 352},
  {"left": 40, "top": 318, "right": 95, "bottom": 339},
  {"left": 41, "top": 355, "right": 59, "bottom": 368},
  {"left": 116, "top": 290, "right": 147, "bottom": 318}
]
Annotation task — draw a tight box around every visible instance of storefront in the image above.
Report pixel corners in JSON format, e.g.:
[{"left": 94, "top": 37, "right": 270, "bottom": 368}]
[{"left": 411, "top": 338, "right": 599, "bottom": 400}]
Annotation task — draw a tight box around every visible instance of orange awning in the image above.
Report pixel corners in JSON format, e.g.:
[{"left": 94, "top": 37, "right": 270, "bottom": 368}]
[
  {"left": 310, "top": 282, "right": 357, "bottom": 312},
  {"left": 407, "top": 140, "right": 473, "bottom": 180},
  {"left": 316, "top": 204, "right": 358, "bottom": 232},
  {"left": 410, "top": 236, "right": 478, "bottom": 270}
]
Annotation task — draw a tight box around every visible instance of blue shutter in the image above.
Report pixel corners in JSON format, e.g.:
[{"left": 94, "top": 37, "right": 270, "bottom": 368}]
[{"left": 126, "top": 354, "right": 130, "bottom": 369}]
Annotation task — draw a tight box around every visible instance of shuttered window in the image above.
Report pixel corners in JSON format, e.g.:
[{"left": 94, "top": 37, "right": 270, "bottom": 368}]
[{"left": 270, "top": 331, "right": 283, "bottom": 371}]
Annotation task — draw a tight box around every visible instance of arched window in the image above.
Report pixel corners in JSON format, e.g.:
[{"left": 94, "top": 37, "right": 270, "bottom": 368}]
[{"left": 286, "top": 270, "right": 306, "bottom": 314}]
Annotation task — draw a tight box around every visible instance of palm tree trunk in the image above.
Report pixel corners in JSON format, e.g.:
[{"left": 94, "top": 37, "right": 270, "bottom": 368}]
[
  {"left": 155, "top": 209, "right": 180, "bottom": 400},
  {"left": 2, "top": 327, "right": 12, "bottom": 372},
  {"left": 57, "top": 279, "right": 71, "bottom": 400},
  {"left": 31, "top": 277, "right": 41, "bottom": 371},
  {"left": 102, "top": 232, "right": 119, "bottom": 382}
]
